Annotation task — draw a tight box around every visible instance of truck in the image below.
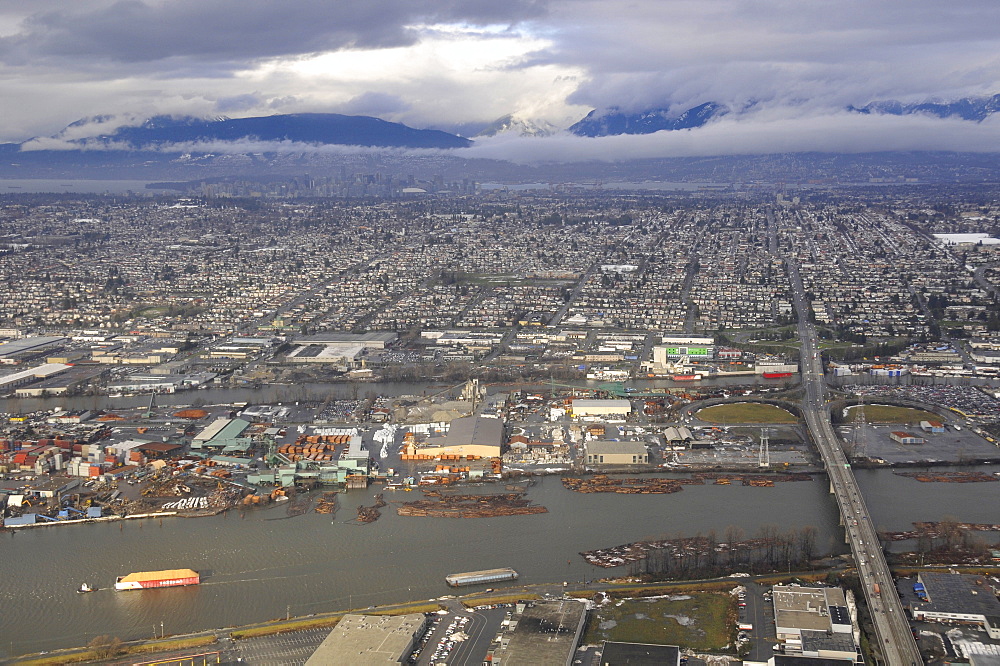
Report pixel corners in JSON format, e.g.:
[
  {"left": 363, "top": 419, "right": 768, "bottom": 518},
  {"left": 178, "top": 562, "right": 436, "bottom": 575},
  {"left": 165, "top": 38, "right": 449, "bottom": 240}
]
[
  {"left": 738, "top": 623, "right": 754, "bottom": 631},
  {"left": 873, "top": 582, "right": 881, "bottom": 596}
]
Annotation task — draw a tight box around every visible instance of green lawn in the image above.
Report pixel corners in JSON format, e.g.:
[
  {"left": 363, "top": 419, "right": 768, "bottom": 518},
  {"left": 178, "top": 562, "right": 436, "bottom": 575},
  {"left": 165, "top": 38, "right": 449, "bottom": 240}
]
[
  {"left": 582, "top": 592, "right": 733, "bottom": 651},
  {"left": 696, "top": 403, "right": 798, "bottom": 424}
]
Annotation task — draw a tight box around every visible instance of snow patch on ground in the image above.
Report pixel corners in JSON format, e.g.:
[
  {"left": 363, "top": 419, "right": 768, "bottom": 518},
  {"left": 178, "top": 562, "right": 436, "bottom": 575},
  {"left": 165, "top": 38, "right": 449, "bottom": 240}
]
[{"left": 665, "top": 614, "right": 695, "bottom": 626}]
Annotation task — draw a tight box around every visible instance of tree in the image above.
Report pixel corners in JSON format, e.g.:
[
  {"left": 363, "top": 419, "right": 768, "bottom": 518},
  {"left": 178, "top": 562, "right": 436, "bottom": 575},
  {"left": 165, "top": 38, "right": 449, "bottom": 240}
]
[
  {"left": 798, "top": 525, "right": 818, "bottom": 563},
  {"left": 88, "top": 635, "right": 123, "bottom": 660}
]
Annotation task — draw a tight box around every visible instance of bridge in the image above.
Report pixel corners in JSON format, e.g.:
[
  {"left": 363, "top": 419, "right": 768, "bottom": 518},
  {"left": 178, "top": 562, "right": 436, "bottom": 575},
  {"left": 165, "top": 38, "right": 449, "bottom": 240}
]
[{"left": 787, "top": 255, "right": 922, "bottom": 666}]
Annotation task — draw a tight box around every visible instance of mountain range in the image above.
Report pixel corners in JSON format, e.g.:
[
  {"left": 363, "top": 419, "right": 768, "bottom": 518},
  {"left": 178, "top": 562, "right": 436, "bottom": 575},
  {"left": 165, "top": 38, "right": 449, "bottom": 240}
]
[
  {"left": 22, "top": 113, "right": 473, "bottom": 151},
  {"left": 565, "top": 94, "right": 1000, "bottom": 137},
  {"left": 568, "top": 102, "right": 728, "bottom": 137},
  {"left": 848, "top": 94, "right": 1000, "bottom": 122}
]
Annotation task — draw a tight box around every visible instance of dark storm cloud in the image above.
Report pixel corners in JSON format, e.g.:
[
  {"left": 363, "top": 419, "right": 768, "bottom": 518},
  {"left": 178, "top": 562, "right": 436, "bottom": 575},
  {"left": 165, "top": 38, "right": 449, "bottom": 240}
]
[
  {"left": 542, "top": 0, "right": 1000, "bottom": 113},
  {"left": 0, "top": 0, "right": 549, "bottom": 65}
]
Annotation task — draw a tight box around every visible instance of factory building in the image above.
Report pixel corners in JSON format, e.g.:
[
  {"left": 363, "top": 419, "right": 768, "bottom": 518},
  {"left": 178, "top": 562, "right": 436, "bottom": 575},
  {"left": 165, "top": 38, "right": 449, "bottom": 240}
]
[
  {"left": 585, "top": 440, "right": 649, "bottom": 465},
  {"left": 657, "top": 336, "right": 716, "bottom": 360},
  {"left": 306, "top": 613, "right": 428, "bottom": 665},
  {"left": 571, "top": 399, "right": 632, "bottom": 418},
  {"left": 409, "top": 415, "right": 504, "bottom": 459}
]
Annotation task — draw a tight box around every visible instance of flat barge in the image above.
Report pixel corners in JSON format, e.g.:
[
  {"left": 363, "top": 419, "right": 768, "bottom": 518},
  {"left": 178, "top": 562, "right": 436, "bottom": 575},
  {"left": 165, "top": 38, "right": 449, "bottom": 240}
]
[
  {"left": 446, "top": 568, "right": 518, "bottom": 587},
  {"left": 115, "top": 568, "right": 200, "bottom": 591}
]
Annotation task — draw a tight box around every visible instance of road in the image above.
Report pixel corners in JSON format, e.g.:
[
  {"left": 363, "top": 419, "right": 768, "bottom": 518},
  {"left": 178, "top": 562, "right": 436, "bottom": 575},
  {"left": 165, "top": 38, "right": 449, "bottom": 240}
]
[{"left": 783, "top": 229, "right": 922, "bottom": 666}]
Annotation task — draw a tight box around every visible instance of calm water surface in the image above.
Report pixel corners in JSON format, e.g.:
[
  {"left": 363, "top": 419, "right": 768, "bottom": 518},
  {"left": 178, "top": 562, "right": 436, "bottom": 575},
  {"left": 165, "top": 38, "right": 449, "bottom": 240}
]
[{"left": 2, "top": 473, "right": 843, "bottom": 656}]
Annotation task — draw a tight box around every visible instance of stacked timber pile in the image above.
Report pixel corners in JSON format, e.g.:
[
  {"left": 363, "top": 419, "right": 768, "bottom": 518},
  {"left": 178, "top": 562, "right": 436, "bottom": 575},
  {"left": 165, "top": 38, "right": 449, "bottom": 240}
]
[
  {"left": 894, "top": 471, "right": 998, "bottom": 483},
  {"left": 357, "top": 505, "right": 381, "bottom": 523},
  {"left": 397, "top": 492, "right": 547, "bottom": 518}
]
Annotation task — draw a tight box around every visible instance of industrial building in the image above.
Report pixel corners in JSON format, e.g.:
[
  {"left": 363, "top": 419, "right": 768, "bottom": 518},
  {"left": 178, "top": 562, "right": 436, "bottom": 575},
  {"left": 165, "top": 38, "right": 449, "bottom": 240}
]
[
  {"left": 771, "top": 585, "right": 859, "bottom": 661},
  {"left": 191, "top": 418, "right": 252, "bottom": 451},
  {"left": 585, "top": 440, "right": 649, "bottom": 465},
  {"left": 909, "top": 572, "right": 1000, "bottom": 638},
  {"left": 664, "top": 426, "right": 693, "bottom": 446},
  {"left": 488, "top": 599, "right": 588, "bottom": 666},
  {"left": 305, "top": 613, "right": 428, "bottom": 665},
  {"left": 571, "top": 398, "right": 632, "bottom": 418}
]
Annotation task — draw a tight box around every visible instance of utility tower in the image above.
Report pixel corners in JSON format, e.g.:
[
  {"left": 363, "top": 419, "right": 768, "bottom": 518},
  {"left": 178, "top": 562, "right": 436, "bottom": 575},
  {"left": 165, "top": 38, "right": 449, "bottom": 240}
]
[{"left": 758, "top": 428, "right": 770, "bottom": 467}]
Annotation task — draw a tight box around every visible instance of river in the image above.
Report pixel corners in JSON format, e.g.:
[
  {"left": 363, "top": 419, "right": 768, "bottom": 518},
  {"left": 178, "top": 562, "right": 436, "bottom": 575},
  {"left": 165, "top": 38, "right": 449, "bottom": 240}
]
[
  {"left": 0, "top": 375, "right": 790, "bottom": 416},
  {"left": 4, "top": 466, "right": 999, "bottom": 657}
]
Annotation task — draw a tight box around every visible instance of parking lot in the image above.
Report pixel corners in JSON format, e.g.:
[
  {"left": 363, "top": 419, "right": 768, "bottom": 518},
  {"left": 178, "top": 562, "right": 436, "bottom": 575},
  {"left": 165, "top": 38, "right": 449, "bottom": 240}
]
[
  {"left": 414, "top": 605, "right": 508, "bottom": 665},
  {"left": 839, "top": 424, "right": 1000, "bottom": 463}
]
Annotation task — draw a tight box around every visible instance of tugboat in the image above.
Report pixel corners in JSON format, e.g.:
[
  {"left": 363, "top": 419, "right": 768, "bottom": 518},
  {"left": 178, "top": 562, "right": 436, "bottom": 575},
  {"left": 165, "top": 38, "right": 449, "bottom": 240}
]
[{"left": 77, "top": 583, "right": 95, "bottom": 594}]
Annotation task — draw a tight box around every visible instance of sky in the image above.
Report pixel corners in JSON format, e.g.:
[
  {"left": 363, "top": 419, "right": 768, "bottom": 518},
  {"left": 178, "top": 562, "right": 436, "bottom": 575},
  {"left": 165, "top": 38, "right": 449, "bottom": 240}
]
[{"left": 2, "top": 0, "right": 1000, "bottom": 160}]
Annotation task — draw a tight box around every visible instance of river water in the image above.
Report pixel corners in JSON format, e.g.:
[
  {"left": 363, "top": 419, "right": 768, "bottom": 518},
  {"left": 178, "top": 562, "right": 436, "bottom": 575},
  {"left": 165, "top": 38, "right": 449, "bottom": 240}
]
[
  {"left": 3, "top": 380, "right": 998, "bottom": 656},
  {"left": 4, "top": 465, "right": 1000, "bottom": 656},
  {"left": 0, "top": 375, "right": 788, "bottom": 415}
]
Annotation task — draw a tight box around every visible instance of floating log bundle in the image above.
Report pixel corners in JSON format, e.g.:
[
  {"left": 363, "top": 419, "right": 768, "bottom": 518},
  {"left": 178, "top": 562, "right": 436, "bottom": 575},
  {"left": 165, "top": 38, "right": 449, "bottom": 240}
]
[
  {"left": 561, "top": 475, "right": 686, "bottom": 494},
  {"left": 561, "top": 473, "right": 812, "bottom": 494},
  {"left": 397, "top": 492, "right": 547, "bottom": 518},
  {"left": 314, "top": 492, "right": 339, "bottom": 516},
  {"left": 894, "top": 471, "right": 998, "bottom": 483}
]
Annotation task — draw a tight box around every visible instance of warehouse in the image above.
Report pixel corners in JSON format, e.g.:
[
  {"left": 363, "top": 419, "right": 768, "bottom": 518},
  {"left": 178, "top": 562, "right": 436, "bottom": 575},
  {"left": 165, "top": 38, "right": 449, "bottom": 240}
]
[
  {"left": 0, "top": 336, "right": 67, "bottom": 364},
  {"left": 488, "top": 599, "right": 587, "bottom": 666},
  {"left": 14, "top": 366, "right": 108, "bottom": 397},
  {"left": 295, "top": 332, "right": 397, "bottom": 350},
  {"left": 772, "top": 585, "right": 858, "bottom": 660},
  {"left": 285, "top": 342, "right": 365, "bottom": 367},
  {"left": 0, "top": 363, "right": 71, "bottom": 395},
  {"left": 889, "top": 431, "right": 925, "bottom": 445},
  {"left": 571, "top": 398, "right": 632, "bottom": 418},
  {"left": 910, "top": 572, "right": 1000, "bottom": 638},
  {"left": 306, "top": 613, "right": 428, "bottom": 665},
  {"left": 585, "top": 440, "right": 649, "bottom": 465}
]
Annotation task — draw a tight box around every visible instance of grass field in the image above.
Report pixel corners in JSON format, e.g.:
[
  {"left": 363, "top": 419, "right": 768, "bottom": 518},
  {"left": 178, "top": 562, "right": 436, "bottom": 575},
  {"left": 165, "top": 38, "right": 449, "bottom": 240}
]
[
  {"left": 581, "top": 592, "right": 732, "bottom": 651},
  {"left": 696, "top": 403, "right": 797, "bottom": 424},
  {"left": 845, "top": 405, "right": 939, "bottom": 424}
]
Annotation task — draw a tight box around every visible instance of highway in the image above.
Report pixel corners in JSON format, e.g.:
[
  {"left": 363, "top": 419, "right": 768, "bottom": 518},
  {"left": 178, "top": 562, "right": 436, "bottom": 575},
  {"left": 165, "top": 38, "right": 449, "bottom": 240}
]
[{"left": 786, "top": 252, "right": 922, "bottom": 666}]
